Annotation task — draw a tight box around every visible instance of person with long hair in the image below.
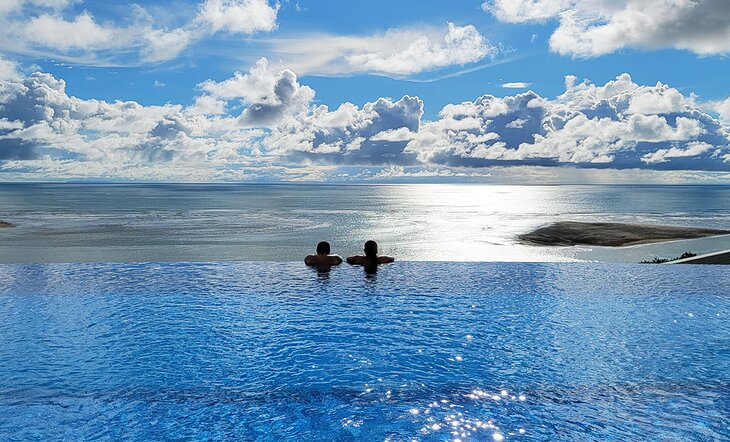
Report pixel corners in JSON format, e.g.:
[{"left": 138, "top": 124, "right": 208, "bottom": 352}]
[{"left": 346, "top": 240, "right": 394, "bottom": 271}]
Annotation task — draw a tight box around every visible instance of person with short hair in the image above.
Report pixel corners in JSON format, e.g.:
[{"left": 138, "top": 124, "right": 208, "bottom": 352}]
[
  {"left": 346, "top": 240, "right": 394, "bottom": 271},
  {"left": 305, "top": 241, "right": 343, "bottom": 267}
]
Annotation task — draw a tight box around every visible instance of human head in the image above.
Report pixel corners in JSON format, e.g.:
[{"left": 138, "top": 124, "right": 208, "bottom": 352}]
[
  {"left": 364, "top": 240, "right": 378, "bottom": 257},
  {"left": 316, "top": 241, "right": 331, "bottom": 255}
]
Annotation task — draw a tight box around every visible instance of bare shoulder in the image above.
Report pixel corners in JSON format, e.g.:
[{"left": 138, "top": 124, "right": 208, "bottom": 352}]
[
  {"left": 378, "top": 256, "right": 395, "bottom": 264},
  {"left": 329, "top": 254, "right": 343, "bottom": 265},
  {"left": 304, "top": 255, "right": 317, "bottom": 265}
]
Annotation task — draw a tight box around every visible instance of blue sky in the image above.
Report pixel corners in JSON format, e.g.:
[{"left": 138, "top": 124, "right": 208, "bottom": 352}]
[{"left": 1, "top": 0, "right": 729, "bottom": 182}]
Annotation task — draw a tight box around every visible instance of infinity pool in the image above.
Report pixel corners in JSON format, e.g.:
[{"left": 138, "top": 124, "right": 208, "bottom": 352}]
[{"left": 0, "top": 262, "right": 728, "bottom": 441}]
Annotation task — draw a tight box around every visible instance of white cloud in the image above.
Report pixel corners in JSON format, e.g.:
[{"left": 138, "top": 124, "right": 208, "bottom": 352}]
[
  {"left": 0, "top": 0, "right": 74, "bottom": 14},
  {"left": 196, "top": 58, "right": 315, "bottom": 127},
  {"left": 195, "top": 0, "right": 279, "bottom": 34},
  {"left": 716, "top": 97, "right": 730, "bottom": 125},
  {"left": 141, "top": 28, "right": 194, "bottom": 63},
  {"left": 0, "top": 54, "right": 20, "bottom": 80},
  {"left": 22, "top": 12, "right": 125, "bottom": 51},
  {"left": 402, "top": 73, "right": 728, "bottom": 169},
  {"left": 483, "top": 0, "right": 570, "bottom": 22},
  {"left": 506, "top": 118, "right": 528, "bottom": 128},
  {"left": 369, "top": 127, "right": 417, "bottom": 142},
  {"left": 186, "top": 95, "right": 227, "bottom": 116},
  {"left": 265, "top": 22, "right": 498, "bottom": 77},
  {"left": 264, "top": 95, "right": 424, "bottom": 164},
  {"left": 367, "top": 165, "right": 485, "bottom": 180},
  {"left": 345, "top": 23, "right": 494, "bottom": 76},
  {"left": 0, "top": 63, "right": 728, "bottom": 181},
  {"left": 484, "top": 0, "right": 730, "bottom": 57},
  {"left": 0, "top": 70, "right": 261, "bottom": 168},
  {"left": 502, "top": 82, "right": 531, "bottom": 89},
  {"left": 642, "top": 141, "right": 714, "bottom": 164},
  {"left": 262, "top": 72, "right": 728, "bottom": 171},
  {"left": 0, "top": 0, "right": 279, "bottom": 66}
]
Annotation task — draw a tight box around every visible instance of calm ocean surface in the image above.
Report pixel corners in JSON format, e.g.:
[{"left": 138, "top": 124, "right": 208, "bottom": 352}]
[{"left": 1, "top": 183, "right": 729, "bottom": 263}]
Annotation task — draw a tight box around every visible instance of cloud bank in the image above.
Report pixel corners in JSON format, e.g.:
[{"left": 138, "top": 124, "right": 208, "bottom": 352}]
[
  {"left": 1, "top": 56, "right": 729, "bottom": 181},
  {"left": 483, "top": 0, "right": 730, "bottom": 57}
]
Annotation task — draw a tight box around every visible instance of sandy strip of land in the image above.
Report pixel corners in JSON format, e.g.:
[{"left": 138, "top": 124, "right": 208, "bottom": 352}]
[
  {"left": 0, "top": 221, "right": 15, "bottom": 228},
  {"left": 519, "top": 221, "right": 729, "bottom": 247}
]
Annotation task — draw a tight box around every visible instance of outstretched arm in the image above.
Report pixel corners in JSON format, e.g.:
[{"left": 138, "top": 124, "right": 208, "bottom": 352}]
[
  {"left": 346, "top": 256, "right": 363, "bottom": 265},
  {"left": 378, "top": 256, "right": 395, "bottom": 263}
]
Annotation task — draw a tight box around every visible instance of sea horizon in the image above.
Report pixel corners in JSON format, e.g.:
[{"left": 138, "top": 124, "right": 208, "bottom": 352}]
[
  {"left": 3, "top": 181, "right": 730, "bottom": 187},
  {"left": 2, "top": 183, "right": 729, "bottom": 264}
]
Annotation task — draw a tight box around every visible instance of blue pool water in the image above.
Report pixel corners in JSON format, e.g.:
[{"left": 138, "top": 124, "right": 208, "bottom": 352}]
[{"left": 0, "top": 262, "right": 728, "bottom": 441}]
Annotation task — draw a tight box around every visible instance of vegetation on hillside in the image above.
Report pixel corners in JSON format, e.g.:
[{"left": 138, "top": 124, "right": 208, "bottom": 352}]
[{"left": 640, "top": 252, "right": 697, "bottom": 264}]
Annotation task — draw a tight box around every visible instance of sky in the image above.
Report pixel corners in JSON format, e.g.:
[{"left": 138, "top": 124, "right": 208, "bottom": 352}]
[{"left": 0, "top": 0, "right": 729, "bottom": 183}]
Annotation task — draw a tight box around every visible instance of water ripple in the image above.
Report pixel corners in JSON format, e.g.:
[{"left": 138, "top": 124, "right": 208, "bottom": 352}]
[{"left": 0, "top": 261, "right": 728, "bottom": 440}]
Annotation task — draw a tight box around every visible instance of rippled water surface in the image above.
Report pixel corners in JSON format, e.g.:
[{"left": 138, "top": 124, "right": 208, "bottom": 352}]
[{"left": 0, "top": 262, "right": 728, "bottom": 441}]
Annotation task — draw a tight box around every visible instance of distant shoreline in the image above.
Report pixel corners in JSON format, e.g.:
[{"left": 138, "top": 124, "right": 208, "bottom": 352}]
[{"left": 519, "top": 221, "right": 730, "bottom": 247}]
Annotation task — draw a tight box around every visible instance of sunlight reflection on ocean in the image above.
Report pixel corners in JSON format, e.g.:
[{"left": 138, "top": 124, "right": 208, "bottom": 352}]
[{"left": 1, "top": 183, "right": 729, "bottom": 263}]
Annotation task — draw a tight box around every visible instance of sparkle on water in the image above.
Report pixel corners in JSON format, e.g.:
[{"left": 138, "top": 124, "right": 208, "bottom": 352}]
[
  {"left": 1, "top": 183, "right": 730, "bottom": 264},
  {"left": 0, "top": 261, "right": 728, "bottom": 440}
]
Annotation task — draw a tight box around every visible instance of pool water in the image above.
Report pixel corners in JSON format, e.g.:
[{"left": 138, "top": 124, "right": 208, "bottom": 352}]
[{"left": 0, "top": 262, "right": 728, "bottom": 441}]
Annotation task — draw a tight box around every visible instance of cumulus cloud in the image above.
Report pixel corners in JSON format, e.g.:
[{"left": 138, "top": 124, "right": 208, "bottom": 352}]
[
  {"left": 0, "top": 55, "right": 20, "bottom": 80},
  {"left": 264, "top": 95, "right": 424, "bottom": 165},
  {"left": 403, "top": 73, "right": 729, "bottom": 170},
  {"left": 1, "top": 60, "right": 729, "bottom": 181},
  {"left": 195, "top": 0, "right": 279, "bottom": 34},
  {"left": 264, "top": 72, "right": 728, "bottom": 171},
  {"left": 715, "top": 97, "right": 730, "bottom": 125},
  {"left": 483, "top": 0, "right": 730, "bottom": 57},
  {"left": 0, "top": 70, "right": 263, "bottom": 171},
  {"left": 196, "top": 58, "right": 314, "bottom": 127},
  {"left": 265, "top": 23, "right": 499, "bottom": 77}
]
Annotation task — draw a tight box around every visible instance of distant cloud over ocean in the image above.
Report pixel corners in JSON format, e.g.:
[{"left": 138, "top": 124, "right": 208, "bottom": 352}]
[{"left": 1, "top": 55, "right": 728, "bottom": 181}]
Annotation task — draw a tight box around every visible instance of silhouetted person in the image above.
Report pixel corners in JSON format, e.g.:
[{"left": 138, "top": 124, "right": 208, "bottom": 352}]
[
  {"left": 347, "top": 240, "right": 394, "bottom": 273},
  {"left": 305, "top": 241, "right": 343, "bottom": 268}
]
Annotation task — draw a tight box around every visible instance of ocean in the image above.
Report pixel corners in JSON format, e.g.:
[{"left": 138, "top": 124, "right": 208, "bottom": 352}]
[{"left": 1, "top": 183, "right": 729, "bottom": 263}]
